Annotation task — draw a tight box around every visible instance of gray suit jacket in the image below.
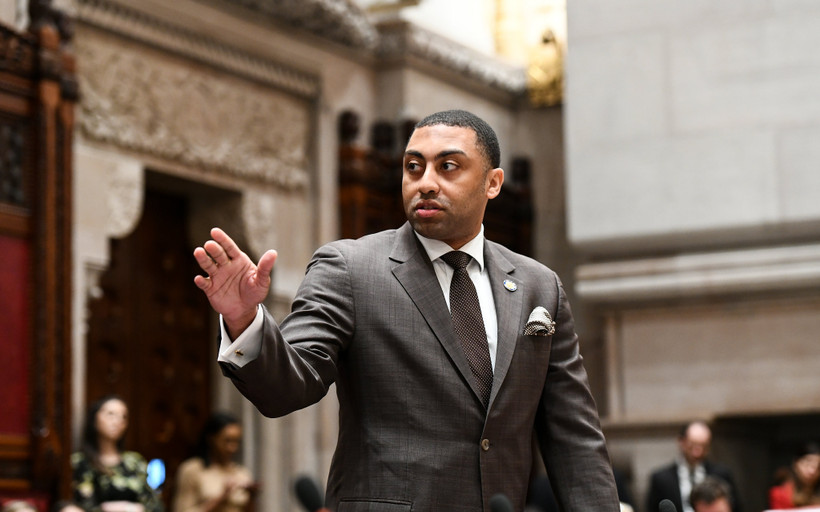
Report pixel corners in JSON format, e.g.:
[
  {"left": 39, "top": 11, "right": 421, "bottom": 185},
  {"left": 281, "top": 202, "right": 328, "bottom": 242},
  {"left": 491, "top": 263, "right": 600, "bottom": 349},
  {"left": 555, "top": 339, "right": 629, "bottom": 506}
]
[{"left": 221, "top": 222, "right": 619, "bottom": 511}]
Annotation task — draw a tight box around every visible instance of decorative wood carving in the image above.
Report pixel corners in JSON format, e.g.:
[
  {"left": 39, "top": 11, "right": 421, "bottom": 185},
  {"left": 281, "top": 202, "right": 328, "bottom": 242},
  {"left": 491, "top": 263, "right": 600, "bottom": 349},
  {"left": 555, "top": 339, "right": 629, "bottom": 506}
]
[
  {"left": 0, "top": 123, "right": 27, "bottom": 207},
  {"left": 0, "top": 27, "right": 35, "bottom": 75},
  {"left": 338, "top": 110, "right": 405, "bottom": 239},
  {"left": 0, "top": 0, "right": 76, "bottom": 500}
]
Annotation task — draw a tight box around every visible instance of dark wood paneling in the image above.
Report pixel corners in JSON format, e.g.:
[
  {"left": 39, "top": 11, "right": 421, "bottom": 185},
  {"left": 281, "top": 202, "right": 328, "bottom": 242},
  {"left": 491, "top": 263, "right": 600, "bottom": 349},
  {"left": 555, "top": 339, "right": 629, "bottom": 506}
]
[{"left": 0, "top": 3, "right": 76, "bottom": 501}]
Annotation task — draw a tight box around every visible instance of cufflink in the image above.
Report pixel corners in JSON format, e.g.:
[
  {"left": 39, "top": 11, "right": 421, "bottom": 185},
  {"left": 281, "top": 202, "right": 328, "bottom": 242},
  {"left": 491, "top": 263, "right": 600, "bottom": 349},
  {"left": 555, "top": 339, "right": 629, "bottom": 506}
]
[{"left": 235, "top": 349, "right": 244, "bottom": 356}]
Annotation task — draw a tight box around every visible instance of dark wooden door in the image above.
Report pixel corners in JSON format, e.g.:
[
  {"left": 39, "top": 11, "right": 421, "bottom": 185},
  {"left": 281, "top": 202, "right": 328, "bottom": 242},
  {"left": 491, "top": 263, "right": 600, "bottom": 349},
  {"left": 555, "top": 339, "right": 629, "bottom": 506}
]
[{"left": 85, "top": 187, "right": 213, "bottom": 499}]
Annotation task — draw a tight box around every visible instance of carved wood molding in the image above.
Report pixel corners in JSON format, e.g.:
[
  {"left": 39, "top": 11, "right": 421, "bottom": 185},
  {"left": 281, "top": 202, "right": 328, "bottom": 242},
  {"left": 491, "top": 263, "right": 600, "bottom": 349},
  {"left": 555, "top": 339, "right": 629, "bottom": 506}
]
[
  {"left": 75, "top": 29, "right": 312, "bottom": 190},
  {"left": 0, "top": 122, "right": 28, "bottom": 208},
  {"left": 0, "top": 25, "right": 36, "bottom": 77},
  {"left": 0, "top": 434, "right": 29, "bottom": 488}
]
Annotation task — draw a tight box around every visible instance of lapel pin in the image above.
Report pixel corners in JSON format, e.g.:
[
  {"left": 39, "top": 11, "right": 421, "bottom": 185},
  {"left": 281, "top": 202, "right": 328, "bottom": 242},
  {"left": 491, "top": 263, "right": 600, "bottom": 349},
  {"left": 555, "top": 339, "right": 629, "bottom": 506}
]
[{"left": 503, "top": 279, "right": 518, "bottom": 292}]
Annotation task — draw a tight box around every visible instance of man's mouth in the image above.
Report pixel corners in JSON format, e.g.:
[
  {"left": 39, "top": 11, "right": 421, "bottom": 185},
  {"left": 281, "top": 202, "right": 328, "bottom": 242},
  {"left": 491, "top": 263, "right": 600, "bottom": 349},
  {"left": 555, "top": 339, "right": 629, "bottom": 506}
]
[{"left": 415, "top": 201, "right": 443, "bottom": 218}]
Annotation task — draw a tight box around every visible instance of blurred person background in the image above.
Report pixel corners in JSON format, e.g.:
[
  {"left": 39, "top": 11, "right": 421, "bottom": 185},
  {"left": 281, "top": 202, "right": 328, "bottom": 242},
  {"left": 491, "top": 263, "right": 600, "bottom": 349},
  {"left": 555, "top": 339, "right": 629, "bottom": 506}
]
[
  {"left": 171, "top": 412, "right": 258, "bottom": 512},
  {"left": 768, "top": 442, "right": 820, "bottom": 510},
  {"left": 71, "top": 396, "right": 163, "bottom": 512},
  {"left": 646, "top": 421, "right": 740, "bottom": 512},
  {"left": 691, "top": 477, "right": 734, "bottom": 512}
]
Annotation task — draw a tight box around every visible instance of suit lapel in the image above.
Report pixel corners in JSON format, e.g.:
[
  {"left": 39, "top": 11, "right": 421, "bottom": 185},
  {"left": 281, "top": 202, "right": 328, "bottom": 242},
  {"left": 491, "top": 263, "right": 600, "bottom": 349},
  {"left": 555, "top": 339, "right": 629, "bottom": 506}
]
[
  {"left": 485, "top": 242, "right": 522, "bottom": 407},
  {"left": 390, "top": 223, "right": 486, "bottom": 406}
]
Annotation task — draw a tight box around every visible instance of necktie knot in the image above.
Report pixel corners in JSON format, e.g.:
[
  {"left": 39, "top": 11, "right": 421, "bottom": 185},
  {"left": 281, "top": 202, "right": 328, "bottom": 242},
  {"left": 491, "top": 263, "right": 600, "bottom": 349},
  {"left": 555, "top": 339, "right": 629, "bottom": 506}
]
[{"left": 441, "top": 251, "right": 471, "bottom": 270}]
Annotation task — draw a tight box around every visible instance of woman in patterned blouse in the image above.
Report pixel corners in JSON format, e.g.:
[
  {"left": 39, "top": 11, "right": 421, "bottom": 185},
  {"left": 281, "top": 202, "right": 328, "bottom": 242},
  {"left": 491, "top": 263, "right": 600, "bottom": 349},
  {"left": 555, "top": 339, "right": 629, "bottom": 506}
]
[{"left": 71, "top": 396, "right": 163, "bottom": 512}]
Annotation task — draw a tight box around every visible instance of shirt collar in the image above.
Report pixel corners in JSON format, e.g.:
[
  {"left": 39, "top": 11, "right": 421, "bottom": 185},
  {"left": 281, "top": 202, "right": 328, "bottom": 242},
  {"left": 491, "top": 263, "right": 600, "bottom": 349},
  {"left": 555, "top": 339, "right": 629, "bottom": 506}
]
[
  {"left": 677, "top": 456, "right": 704, "bottom": 473},
  {"left": 415, "top": 226, "right": 485, "bottom": 271}
]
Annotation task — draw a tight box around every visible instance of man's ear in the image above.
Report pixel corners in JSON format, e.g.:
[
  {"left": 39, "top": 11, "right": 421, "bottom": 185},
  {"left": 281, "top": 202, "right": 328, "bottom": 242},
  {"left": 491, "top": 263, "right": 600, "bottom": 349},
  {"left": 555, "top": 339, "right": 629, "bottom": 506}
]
[{"left": 486, "top": 167, "right": 504, "bottom": 199}]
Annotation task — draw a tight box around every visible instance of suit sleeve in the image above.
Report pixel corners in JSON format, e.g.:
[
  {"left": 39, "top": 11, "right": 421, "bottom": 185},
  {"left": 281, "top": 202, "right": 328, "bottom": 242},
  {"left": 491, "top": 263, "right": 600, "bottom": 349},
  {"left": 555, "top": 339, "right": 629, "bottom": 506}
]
[
  {"left": 534, "top": 274, "right": 620, "bottom": 511},
  {"left": 219, "top": 243, "right": 355, "bottom": 418}
]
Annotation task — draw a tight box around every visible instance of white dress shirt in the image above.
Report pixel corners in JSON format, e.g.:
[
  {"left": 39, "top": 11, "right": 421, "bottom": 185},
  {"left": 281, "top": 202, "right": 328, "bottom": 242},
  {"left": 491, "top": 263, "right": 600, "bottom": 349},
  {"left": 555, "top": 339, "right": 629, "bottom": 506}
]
[
  {"left": 414, "top": 227, "right": 498, "bottom": 369},
  {"left": 677, "top": 459, "right": 706, "bottom": 512},
  {"left": 218, "top": 226, "right": 498, "bottom": 370}
]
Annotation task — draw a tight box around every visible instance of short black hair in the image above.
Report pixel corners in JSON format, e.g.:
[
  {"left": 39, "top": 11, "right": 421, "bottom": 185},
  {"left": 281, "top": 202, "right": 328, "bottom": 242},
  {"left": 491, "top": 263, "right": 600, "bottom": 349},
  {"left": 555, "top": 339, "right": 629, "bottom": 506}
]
[
  {"left": 690, "top": 476, "right": 731, "bottom": 507},
  {"left": 413, "top": 110, "right": 501, "bottom": 169}
]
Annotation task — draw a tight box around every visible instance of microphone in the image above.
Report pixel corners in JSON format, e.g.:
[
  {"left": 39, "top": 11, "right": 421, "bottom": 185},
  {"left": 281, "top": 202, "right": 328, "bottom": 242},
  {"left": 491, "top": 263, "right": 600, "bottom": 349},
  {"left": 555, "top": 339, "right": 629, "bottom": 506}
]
[
  {"left": 489, "top": 493, "right": 514, "bottom": 512},
  {"left": 659, "top": 499, "right": 678, "bottom": 512},
  {"left": 294, "top": 475, "right": 330, "bottom": 512}
]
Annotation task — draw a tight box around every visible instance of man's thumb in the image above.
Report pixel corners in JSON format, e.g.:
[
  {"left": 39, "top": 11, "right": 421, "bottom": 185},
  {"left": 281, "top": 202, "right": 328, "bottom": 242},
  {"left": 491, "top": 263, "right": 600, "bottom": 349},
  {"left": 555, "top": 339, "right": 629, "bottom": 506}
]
[{"left": 257, "top": 250, "right": 277, "bottom": 279}]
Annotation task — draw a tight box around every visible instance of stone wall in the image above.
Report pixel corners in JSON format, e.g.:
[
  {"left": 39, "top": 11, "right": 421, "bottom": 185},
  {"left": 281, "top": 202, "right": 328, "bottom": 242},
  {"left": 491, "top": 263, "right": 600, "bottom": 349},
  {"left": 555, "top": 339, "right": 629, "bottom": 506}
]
[{"left": 564, "top": 1, "right": 820, "bottom": 511}]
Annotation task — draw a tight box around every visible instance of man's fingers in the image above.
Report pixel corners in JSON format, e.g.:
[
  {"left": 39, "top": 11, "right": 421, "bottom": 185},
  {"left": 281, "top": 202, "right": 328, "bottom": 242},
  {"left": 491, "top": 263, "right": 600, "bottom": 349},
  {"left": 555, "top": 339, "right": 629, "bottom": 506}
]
[
  {"left": 203, "top": 239, "right": 231, "bottom": 266},
  {"left": 210, "top": 227, "right": 244, "bottom": 261},
  {"left": 193, "top": 246, "right": 218, "bottom": 273},
  {"left": 193, "top": 274, "right": 210, "bottom": 290}
]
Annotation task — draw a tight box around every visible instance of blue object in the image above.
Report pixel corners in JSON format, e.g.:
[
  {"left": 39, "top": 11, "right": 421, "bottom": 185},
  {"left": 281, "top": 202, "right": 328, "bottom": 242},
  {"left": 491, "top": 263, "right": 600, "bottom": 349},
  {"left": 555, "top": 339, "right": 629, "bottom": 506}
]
[{"left": 146, "top": 459, "right": 166, "bottom": 490}]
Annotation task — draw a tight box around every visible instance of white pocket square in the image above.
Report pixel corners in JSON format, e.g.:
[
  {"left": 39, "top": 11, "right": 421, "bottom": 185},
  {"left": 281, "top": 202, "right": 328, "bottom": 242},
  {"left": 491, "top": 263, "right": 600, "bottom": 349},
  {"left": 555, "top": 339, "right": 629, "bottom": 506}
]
[{"left": 523, "top": 306, "right": 556, "bottom": 336}]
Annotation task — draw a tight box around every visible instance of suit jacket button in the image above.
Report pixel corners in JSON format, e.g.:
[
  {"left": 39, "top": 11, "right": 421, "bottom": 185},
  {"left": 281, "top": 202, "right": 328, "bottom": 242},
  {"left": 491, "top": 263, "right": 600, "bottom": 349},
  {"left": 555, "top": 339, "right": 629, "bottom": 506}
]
[{"left": 481, "top": 439, "right": 490, "bottom": 451}]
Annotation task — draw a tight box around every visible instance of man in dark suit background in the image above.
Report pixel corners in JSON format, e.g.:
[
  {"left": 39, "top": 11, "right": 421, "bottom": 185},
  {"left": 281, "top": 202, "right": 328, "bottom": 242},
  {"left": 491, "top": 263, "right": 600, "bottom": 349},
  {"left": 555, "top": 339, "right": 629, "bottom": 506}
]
[
  {"left": 646, "top": 421, "right": 741, "bottom": 512},
  {"left": 193, "top": 110, "right": 620, "bottom": 511}
]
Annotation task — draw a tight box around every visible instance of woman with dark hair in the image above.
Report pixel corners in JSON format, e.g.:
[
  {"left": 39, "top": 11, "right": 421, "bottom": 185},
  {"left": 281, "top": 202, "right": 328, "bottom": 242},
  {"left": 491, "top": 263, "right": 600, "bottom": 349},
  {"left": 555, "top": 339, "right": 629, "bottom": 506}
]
[
  {"left": 71, "top": 396, "right": 163, "bottom": 512},
  {"left": 769, "top": 442, "right": 820, "bottom": 509},
  {"left": 172, "top": 412, "right": 258, "bottom": 512}
]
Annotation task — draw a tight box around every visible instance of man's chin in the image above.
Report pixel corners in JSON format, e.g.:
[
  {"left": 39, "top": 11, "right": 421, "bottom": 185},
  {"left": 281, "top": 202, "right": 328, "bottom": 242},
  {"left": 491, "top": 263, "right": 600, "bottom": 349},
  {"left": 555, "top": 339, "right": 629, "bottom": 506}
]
[{"left": 409, "top": 220, "right": 443, "bottom": 241}]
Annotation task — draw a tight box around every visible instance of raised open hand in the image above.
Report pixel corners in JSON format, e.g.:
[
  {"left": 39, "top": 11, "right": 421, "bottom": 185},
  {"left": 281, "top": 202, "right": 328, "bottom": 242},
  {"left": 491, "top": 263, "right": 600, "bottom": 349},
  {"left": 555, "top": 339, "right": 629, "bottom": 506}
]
[{"left": 193, "top": 227, "right": 277, "bottom": 337}]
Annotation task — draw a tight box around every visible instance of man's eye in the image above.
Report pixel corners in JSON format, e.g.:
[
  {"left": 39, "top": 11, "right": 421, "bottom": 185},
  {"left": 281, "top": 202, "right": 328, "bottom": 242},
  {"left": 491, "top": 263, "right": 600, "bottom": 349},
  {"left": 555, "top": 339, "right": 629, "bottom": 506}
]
[
  {"left": 405, "top": 162, "right": 421, "bottom": 172},
  {"left": 441, "top": 162, "right": 457, "bottom": 171}
]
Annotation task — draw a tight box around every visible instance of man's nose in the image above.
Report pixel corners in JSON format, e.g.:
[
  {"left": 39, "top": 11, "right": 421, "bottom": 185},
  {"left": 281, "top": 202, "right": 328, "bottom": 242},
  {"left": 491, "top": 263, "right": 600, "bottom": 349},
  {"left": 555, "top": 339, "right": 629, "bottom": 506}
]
[{"left": 417, "top": 165, "right": 439, "bottom": 194}]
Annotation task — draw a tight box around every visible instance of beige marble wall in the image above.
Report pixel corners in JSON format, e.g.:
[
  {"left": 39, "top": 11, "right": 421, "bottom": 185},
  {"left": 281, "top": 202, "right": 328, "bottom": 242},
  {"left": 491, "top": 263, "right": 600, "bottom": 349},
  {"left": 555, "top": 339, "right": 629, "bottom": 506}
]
[
  {"left": 609, "top": 298, "right": 820, "bottom": 421},
  {"left": 563, "top": 2, "right": 820, "bottom": 510},
  {"left": 565, "top": 0, "right": 820, "bottom": 252}
]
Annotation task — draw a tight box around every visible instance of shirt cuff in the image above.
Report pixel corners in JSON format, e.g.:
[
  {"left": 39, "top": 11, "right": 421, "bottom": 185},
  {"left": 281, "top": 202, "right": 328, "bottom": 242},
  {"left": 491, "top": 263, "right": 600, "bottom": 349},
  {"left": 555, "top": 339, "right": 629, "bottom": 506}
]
[{"left": 217, "top": 305, "right": 264, "bottom": 368}]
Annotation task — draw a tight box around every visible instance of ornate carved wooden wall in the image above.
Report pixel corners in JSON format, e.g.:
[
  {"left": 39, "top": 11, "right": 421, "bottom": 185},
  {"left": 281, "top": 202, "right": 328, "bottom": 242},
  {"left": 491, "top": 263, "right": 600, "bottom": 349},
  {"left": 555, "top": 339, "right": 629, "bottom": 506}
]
[
  {"left": 0, "top": 0, "right": 77, "bottom": 503},
  {"left": 338, "top": 110, "right": 533, "bottom": 255}
]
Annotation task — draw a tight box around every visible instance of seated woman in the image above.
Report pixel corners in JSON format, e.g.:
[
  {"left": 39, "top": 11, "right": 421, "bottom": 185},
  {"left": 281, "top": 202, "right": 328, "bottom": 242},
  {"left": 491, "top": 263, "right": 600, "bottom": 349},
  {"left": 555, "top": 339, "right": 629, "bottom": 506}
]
[
  {"left": 72, "top": 396, "right": 163, "bottom": 512},
  {"left": 172, "top": 412, "right": 258, "bottom": 512},
  {"left": 769, "top": 442, "right": 820, "bottom": 509}
]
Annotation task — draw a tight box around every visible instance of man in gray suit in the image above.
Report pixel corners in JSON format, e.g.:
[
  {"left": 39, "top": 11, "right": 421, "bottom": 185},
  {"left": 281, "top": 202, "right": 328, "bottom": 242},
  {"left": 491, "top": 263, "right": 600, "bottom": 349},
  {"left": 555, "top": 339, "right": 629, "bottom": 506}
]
[{"left": 193, "top": 110, "right": 619, "bottom": 511}]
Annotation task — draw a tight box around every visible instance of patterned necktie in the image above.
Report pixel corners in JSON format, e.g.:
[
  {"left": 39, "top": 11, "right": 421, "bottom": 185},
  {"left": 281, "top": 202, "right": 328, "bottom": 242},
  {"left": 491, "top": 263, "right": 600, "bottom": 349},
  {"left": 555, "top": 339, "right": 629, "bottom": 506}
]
[{"left": 440, "top": 251, "right": 493, "bottom": 408}]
